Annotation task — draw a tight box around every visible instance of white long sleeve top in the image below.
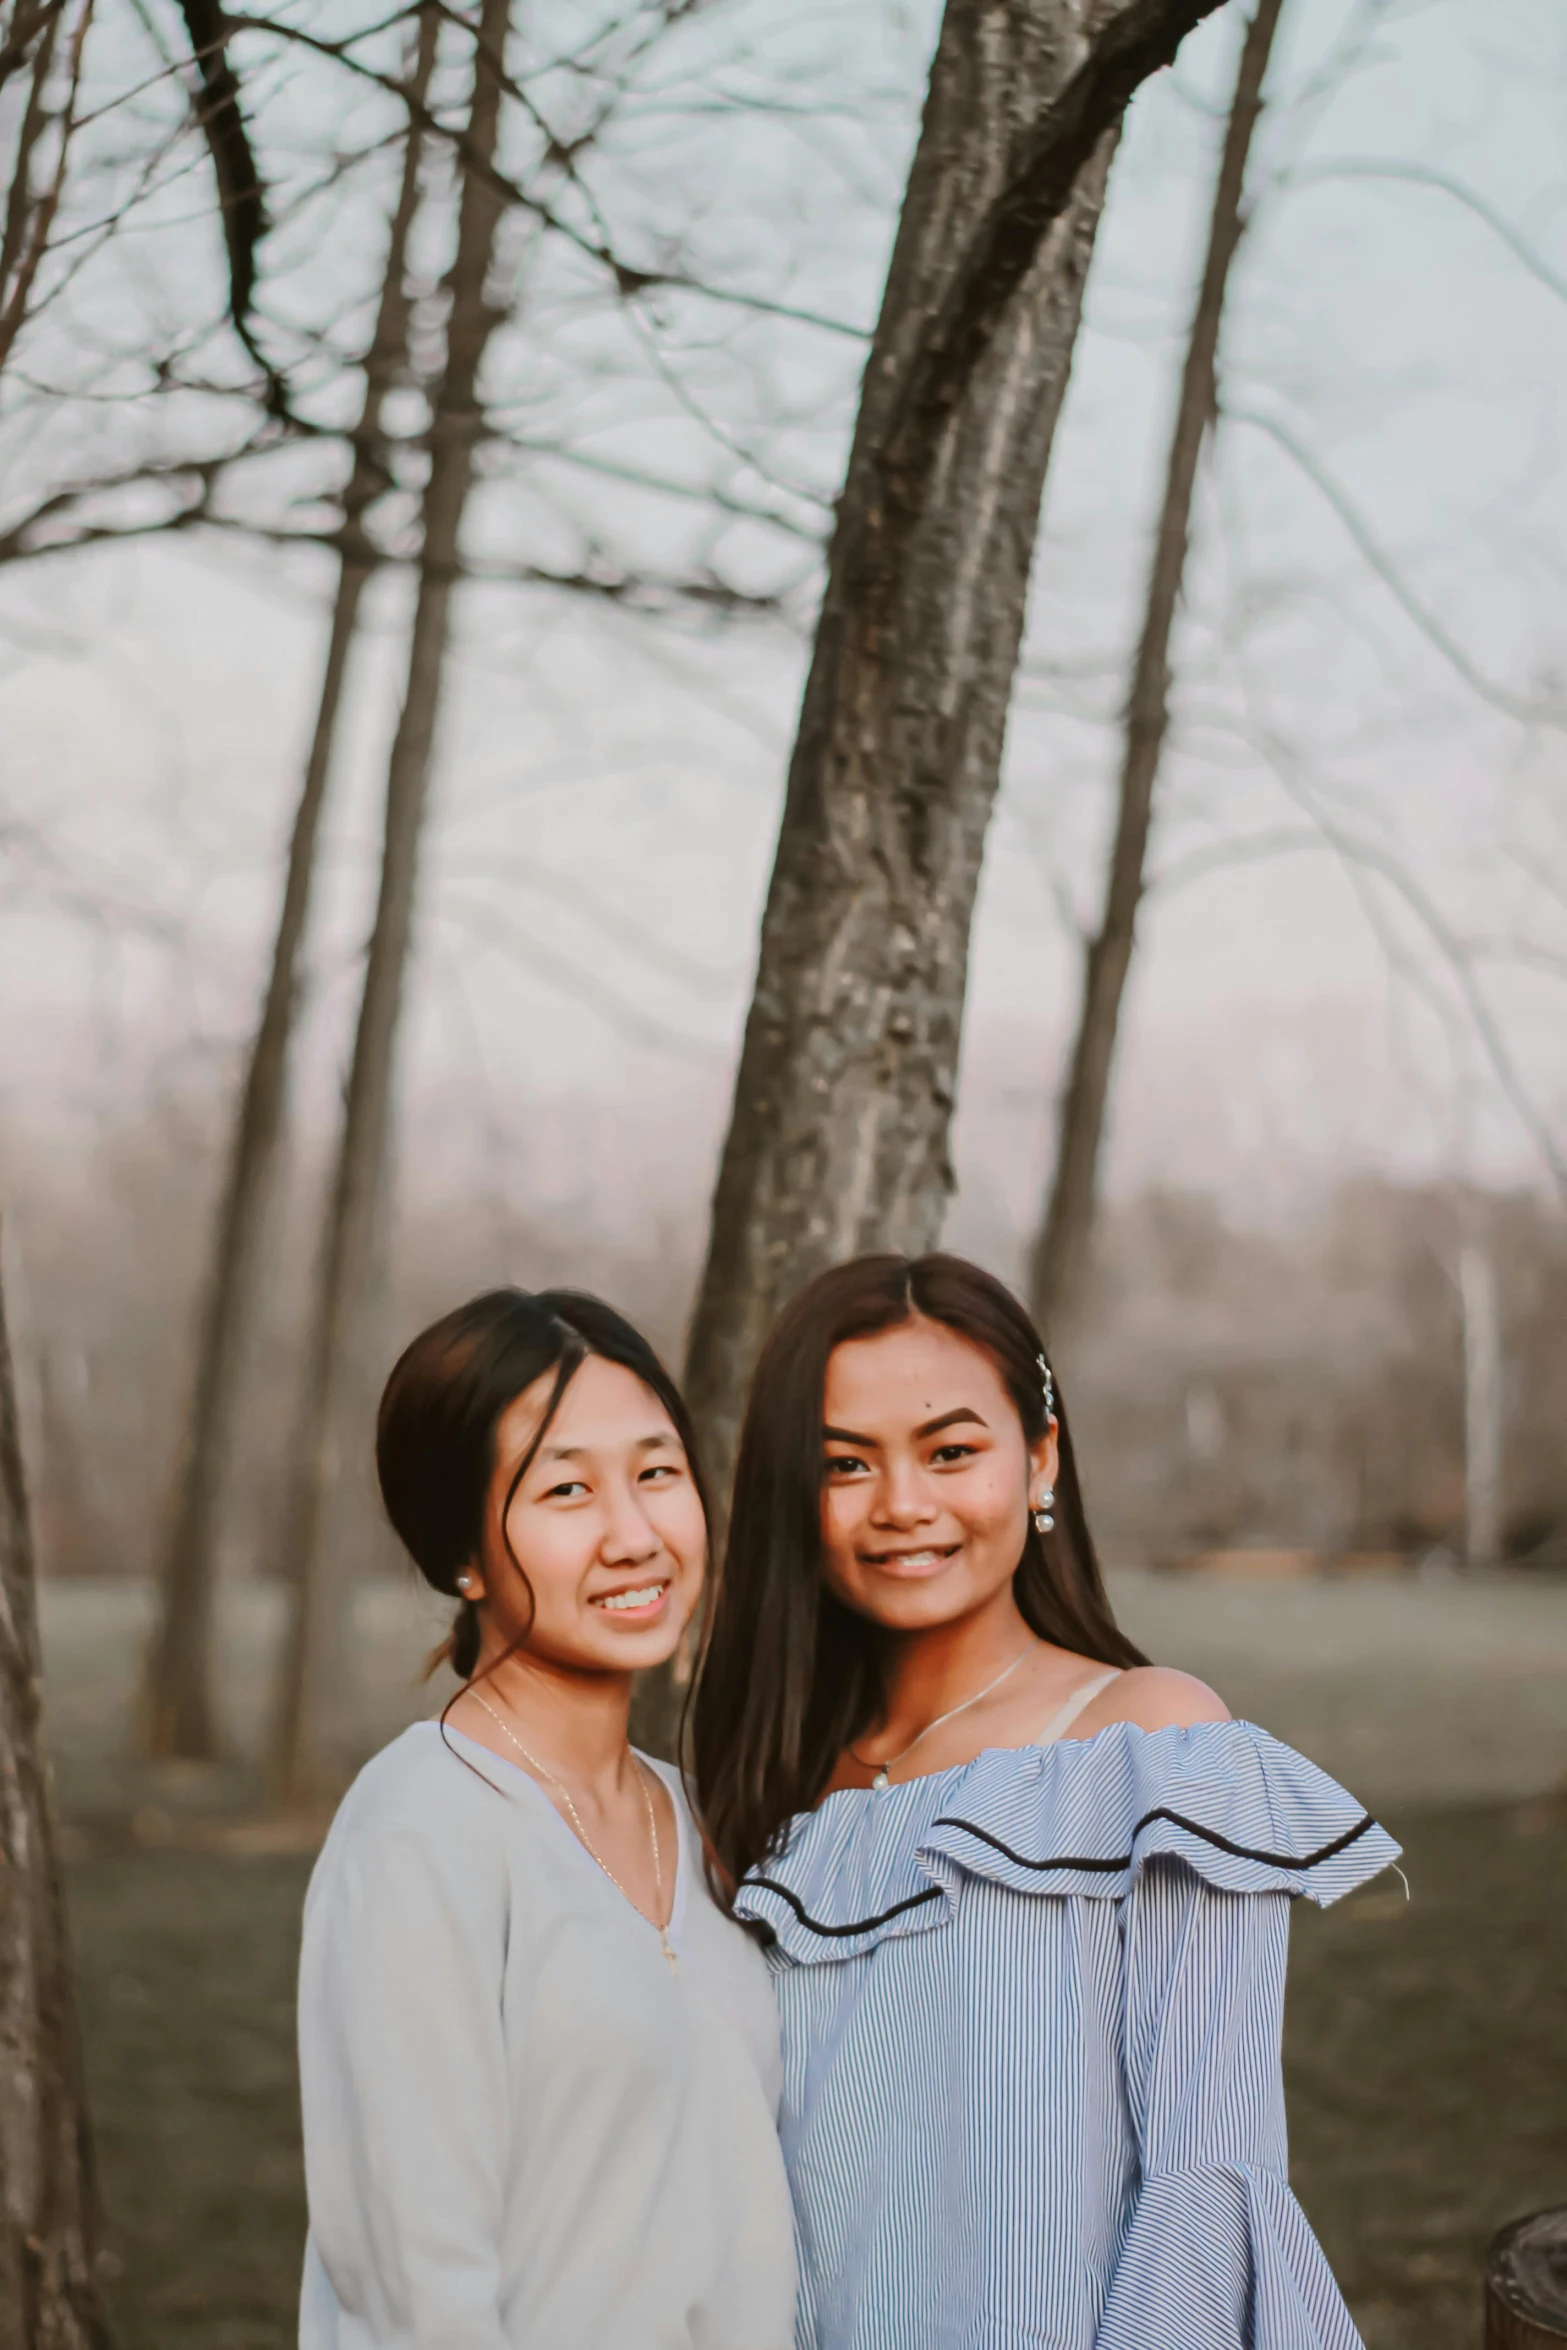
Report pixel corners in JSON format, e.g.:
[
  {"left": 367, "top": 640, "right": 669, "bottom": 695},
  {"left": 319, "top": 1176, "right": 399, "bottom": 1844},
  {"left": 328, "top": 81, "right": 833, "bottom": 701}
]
[{"left": 297, "top": 1721, "right": 796, "bottom": 2350}]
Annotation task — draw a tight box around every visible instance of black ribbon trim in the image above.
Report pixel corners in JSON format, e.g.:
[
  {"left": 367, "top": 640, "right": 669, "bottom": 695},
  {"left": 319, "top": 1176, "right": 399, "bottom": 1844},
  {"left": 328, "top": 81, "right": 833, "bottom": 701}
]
[
  {"left": 743, "top": 1806, "right": 1379, "bottom": 1940},
  {"left": 930, "top": 1804, "right": 1380, "bottom": 1876},
  {"left": 743, "top": 1879, "right": 945, "bottom": 1939}
]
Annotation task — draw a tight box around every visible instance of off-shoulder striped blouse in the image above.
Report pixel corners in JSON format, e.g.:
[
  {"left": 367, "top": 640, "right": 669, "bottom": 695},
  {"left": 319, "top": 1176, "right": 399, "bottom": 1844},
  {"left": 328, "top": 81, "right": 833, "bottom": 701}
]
[{"left": 734, "top": 1719, "right": 1399, "bottom": 2350}]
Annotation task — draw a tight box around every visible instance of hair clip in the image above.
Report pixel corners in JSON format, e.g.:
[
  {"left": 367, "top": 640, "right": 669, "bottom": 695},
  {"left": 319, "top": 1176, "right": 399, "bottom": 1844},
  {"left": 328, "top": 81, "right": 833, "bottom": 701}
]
[{"left": 1037, "top": 1352, "right": 1054, "bottom": 1424}]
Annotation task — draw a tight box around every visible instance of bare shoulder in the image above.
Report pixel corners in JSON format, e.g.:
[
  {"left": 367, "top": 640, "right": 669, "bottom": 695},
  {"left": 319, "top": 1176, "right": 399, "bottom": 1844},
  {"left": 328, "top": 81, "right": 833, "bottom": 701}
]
[{"left": 1081, "top": 1665, "right": 1230, "bottom": 1734}]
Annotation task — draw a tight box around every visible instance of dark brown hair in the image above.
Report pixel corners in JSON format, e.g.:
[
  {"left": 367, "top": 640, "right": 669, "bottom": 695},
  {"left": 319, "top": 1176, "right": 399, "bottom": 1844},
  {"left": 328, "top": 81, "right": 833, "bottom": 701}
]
[
  {"left": 376, "top": 1287, "right": 708, "bottom": 1683},
  {"left": 689, "top": 1251, "right": 1145, "bottom": 1891}
]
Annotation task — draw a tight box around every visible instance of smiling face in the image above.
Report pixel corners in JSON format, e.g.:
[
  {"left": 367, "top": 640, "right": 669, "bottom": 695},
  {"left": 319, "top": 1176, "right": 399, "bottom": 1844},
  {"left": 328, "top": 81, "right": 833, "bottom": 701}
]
[
  {"left": 463, "top": 1351, "right": 707, "bottom": 1677},
  {"left": 818, "top": 1315, "right": 1057, "bottom": 1634}
]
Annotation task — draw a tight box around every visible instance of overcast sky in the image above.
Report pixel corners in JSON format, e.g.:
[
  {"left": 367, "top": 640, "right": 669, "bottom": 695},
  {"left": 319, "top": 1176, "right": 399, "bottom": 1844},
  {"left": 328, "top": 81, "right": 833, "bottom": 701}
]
[{"left": 3, "top": 0, "right": 1565, "bottom": 1264}]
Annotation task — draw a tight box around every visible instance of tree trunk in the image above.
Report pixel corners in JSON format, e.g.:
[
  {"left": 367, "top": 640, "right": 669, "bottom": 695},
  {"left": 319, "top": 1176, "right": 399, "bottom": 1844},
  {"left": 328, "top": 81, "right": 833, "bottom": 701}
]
[
  {"left": 0, "top": 1217, "right": 115, "bottom": 2350},
  {"left": 0, "top": 0, "right": 91, "bottom": 381},
  {"left": 1460, "top": 1240, "right": 1502, "bottom": 1572},
  {"left": 267, "top": 0, "right": 512, "bottom": 1810},
  {"left": 1028, "top": 0, "right": 1284, "bottom": 1334},
  {"left": 138, "top": 7, "right": 439, "bottom": 1762},
  {"left": 682, "top": 0, "right": 1225, "bottom": 1511}
]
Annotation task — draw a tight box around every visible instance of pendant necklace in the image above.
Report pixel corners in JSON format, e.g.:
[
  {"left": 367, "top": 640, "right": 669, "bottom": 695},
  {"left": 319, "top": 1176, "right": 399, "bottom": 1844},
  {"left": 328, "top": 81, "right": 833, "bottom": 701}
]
[
  {"left": 468, "top": 1692, "right": 677, "bottom": 1972},
  {"left": 848, "top": 1641, "right": 1038, "bottom": 1789}
]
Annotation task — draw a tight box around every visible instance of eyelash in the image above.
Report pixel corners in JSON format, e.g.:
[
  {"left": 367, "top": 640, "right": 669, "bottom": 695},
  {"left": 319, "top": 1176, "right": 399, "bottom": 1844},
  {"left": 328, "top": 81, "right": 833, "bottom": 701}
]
[
  {"left": 539, "top": 1463, "right": 680, "bottom": 1500},
  {"left": 824, "top": 1443, "right": 978, "bottom": 1478}
]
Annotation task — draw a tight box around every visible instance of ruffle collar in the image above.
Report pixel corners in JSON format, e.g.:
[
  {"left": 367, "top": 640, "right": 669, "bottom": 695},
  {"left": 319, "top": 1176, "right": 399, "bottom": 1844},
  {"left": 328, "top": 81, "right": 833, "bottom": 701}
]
[{"left": 734, "top": 1720, "right": 1400, "bottom": 1965}]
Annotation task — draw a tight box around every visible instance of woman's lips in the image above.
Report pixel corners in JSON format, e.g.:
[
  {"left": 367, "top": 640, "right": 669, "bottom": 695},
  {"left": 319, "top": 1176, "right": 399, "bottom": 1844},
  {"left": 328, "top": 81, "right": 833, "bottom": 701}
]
[
  {"left": 590, "top": 1579, "right": 671, "bottom": 1619},
  {"left": 859, "top": 1544, "right": 959, "bottom": 1579}
]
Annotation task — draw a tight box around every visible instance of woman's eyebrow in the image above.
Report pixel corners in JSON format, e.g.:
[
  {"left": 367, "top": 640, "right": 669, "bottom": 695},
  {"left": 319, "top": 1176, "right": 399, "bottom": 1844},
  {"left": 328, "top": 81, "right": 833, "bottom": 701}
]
[
  {"left": 916, "top": 1407, "right": 988, "bottom": 1436},
  {"left": 536, "top": 1431, "right": 678, "bottom": 1463},
  {"left": 822, "top": 1408, "right": 990, "bottom": 1447}
]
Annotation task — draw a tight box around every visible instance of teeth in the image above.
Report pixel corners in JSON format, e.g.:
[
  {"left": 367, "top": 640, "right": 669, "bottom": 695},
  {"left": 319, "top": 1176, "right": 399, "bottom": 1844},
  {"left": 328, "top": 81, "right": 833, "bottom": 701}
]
[{"left": 597, "top": 1585, "right": 665, "bottom": 1611}]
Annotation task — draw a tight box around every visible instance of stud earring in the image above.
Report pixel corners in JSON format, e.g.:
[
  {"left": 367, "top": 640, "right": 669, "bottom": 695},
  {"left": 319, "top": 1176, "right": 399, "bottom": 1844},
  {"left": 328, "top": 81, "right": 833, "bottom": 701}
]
[
  {"left": 457, "top": 1574, "right": 473, "bottom": 1594},
  {"left": 1032, "top": 1488, "right": 1055, "bottom": 1534}
]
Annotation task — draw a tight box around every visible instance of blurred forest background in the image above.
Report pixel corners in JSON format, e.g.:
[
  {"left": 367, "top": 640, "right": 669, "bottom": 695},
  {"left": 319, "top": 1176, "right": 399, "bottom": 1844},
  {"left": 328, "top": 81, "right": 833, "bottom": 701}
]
[
  {"left": 6, "top": 0, "right": 1566, "bottom": 1617},
  {"left": 1, "top": 0, "right": 1565, "bottom": 2344}
]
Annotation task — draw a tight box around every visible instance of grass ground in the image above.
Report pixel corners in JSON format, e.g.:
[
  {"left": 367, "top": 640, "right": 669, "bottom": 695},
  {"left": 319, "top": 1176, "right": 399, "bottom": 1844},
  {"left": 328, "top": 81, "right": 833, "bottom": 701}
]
[{"left": 67, "top": 1801, "right": 1567, "bottom": 2350}]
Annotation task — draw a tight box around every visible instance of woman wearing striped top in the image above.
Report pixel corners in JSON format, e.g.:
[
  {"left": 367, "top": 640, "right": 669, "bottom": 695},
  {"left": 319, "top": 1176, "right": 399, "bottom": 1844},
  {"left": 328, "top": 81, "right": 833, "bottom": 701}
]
[{"left": 691, "top": 1252, "right": 1396, "bottom": 2350}]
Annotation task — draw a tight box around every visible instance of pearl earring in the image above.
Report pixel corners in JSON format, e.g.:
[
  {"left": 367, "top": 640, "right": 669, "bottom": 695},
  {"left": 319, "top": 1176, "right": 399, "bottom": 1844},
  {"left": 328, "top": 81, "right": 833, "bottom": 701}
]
[
  {"left": 1032, "top": 1488, "right": 1055, "bottom": 1534},
  {"left": 457, "top": 1575, "right": 473, "bottom": 1593}
]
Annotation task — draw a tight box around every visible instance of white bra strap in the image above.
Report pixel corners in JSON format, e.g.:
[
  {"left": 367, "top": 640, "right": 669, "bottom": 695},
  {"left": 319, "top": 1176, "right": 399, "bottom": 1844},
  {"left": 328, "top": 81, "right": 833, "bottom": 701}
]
[{"left": 1036, "top": 1667, "right": 1122, "bottom": 1749}]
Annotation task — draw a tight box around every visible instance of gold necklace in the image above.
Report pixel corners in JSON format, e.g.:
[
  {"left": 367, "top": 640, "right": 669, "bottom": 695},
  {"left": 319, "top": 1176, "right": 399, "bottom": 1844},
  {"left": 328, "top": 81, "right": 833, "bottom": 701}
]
[
  {"left": 468, "top": 1692, "right": 676, "bottom": 1972},
  {"left": 848, "top": 1641, "right": 1038, "bottom": 1789}
]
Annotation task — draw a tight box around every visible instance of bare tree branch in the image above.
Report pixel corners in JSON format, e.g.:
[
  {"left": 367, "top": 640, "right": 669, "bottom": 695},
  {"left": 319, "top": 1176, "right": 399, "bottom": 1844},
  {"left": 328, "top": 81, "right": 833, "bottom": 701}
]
[
  {"left": 1227, "top": 403, "right": 1567, "bottom": 728},
  {"left": 0, "top": 437, "right": 281, "bottom": 564},
  {"left": 0, "top": 0, "right": 61, "bottom": 99},
  {"left": 219, "top": 8, "right": 867, "bottom": 340},
  {"left": 1247, "top": 724, "right": 1567, "bottom": 1197},
  {"left": 1146, "top": 820, "right": 1323, "bottom": 895},
  {"left": 442, "top": 851, "right": 743, "bottom": 998},
  {"left": 1282, "top": 157, "right": 1567, "bottom": 307},
  {"left": 441, "top": 894, "right": 719, "bottom": 1060},
  {"left": 171, "top": 0, "right": 270, "bottom": 392},
  {"left": 0, "top": 0, "right": 92, "bottom": 380}
]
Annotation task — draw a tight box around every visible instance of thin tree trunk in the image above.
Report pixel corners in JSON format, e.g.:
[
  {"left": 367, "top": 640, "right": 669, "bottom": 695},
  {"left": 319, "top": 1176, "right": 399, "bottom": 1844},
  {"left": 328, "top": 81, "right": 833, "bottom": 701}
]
[
  {"left": 0, "top": 1216, "right": 114, "bottom": 2350},
  {"left": 268, "top": 0, "right": 512, "bottom": 1810},
  {"left": 682, "top": 0, "right": 1224, "bottom": 1515},
  {"left": 138, "top": 8, "right": 439, "bottom": 1761},
  {"left": 0, "top": 0, "right": 92, "bottom": 379},
  {"left": 1029, "top": 0, "right": 1284, "bottom": 1333},
  {"left": 0, "top": 5, "right": 60, "bottom": 109},
  {"left": 171, "top": 0, "right": 267, "bottom": 337},
  {"left": 1460, "top": 1241, "right": 1502, "bottom": 1572}
]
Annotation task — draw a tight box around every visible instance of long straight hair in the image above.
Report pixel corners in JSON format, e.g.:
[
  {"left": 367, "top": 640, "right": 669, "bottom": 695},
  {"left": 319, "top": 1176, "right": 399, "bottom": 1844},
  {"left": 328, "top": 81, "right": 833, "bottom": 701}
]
[{"left": 689, "top": 1252, "right": 1146, "bottom": 1892}]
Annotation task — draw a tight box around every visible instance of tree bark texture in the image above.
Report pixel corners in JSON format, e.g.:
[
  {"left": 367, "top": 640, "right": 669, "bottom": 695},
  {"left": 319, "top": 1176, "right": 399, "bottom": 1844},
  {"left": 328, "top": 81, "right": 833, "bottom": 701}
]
[
  {"left": 0, "top": 0, "right": 93, "bottom": 381},
  {"left": 1028, "top": 0, "right": 1282, "bottom": 1334},
  {"left": 0, "top": 1220, "right": 114, "bottom": 2350},
  {"left": 1486, "top": 2210, "right": 1567, "bottom": 2348},
  {"left": 138, "top": 7, "right": 439, "bottom": 1764},
  {"left": 683, "top": 0, "right": 1226, "bottom": 1507},
  {"left": 268, "top": 0, "right": 511, "bottom": 1808}
]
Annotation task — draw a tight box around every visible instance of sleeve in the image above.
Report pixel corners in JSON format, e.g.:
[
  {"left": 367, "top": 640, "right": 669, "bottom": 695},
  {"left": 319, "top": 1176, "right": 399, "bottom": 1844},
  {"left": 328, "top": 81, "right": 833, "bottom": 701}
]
[
  {"left": 1095, "top": 1856, "right": 1365, "bottom": 2350},
  {"left": 298, "top": 1821, "right": 514, "bottom": 2350}
]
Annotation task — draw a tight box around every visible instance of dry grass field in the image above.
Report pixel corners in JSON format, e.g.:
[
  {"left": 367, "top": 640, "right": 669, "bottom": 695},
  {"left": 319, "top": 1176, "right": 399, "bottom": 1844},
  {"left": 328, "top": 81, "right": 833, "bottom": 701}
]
[{"left": 42, "top": 1571, "right": 1567, "bottom": 2350}]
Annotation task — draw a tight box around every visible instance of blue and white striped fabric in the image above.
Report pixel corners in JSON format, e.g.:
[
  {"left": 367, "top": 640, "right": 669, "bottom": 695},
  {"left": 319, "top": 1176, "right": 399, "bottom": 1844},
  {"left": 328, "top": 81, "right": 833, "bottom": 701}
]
[{"left": 734, "top": 1720, "right": 1399, "bottom": 2350}]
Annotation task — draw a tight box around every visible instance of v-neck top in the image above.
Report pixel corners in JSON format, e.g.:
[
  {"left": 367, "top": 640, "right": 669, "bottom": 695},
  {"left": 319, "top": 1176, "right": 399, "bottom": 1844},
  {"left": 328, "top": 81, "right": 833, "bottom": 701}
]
[
  {"left": 736, "top": 1719, "right": 1399, "bottom": 2350},
  {"left": 297, "top": 1721, "right": 795, "bottom": 2350},
  {"left": 447, "top": 1723, "right": 693, "bottom": 1951}
]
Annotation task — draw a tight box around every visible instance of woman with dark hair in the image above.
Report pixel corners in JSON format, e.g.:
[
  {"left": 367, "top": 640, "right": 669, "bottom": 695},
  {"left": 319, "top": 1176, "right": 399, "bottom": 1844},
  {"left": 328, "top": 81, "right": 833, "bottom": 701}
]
[
  {"left": 692, "top": 1252, "right": 1396, "bottom": 2350},
  {"left": 297, "top": 1287, "right": 794, "bottom": 2350}
]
